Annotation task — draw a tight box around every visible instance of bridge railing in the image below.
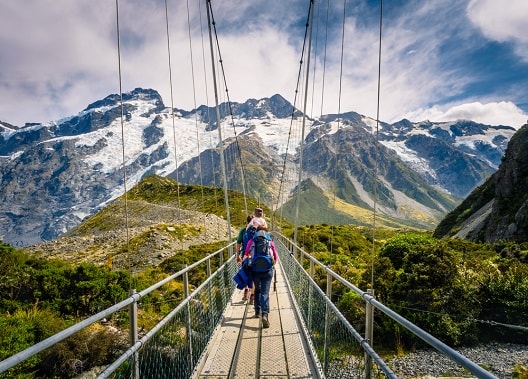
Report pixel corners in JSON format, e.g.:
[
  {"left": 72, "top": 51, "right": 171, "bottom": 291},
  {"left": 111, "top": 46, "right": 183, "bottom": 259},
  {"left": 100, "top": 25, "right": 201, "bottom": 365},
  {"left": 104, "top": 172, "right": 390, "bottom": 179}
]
[
  {"left": 274, "top": 233, "right": 497, "bottom": 379},
  {"left": 0, "top": 244, "right": 239, "bottom": 379},
  {"left": 1, "top": 233, "right": 500, "bottom": 379}
]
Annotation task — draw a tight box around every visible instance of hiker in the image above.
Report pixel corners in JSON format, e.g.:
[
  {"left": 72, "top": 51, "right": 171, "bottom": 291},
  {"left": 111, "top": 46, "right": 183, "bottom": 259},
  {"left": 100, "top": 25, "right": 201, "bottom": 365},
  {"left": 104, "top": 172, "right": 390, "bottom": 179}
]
[
  {"left": 236, "top": 215, "right": 253, "bottom": 264},
  {"left": 243, "top": 225, "right": 278, "bottom": 328},
  {"left": 248, "top": 207, "right": 267, "bottom": 230},
  {"left": 242, "top": 207, "right": 267, "bottom": 304},
  {"left": 235, "top": 215, "right": 253, "bottom": 301}
]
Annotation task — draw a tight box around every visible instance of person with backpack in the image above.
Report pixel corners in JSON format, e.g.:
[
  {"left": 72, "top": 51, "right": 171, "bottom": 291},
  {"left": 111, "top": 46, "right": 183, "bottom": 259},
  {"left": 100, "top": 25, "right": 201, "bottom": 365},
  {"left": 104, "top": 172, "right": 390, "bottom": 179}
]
[
  {"left": 235, "top": 215, "right": 253, "bottom": 301},
  {"left": 248, "top": 207, "right": 267, "bottom": 230},
  {"left": 239, "top": 207, "right": 266, "bottom": 304},
  {"left": 242, "top": 225, "right": 278, "bottom": 328},
  {"left": 236, "top": 215, "right": 254, "bottom": 263}
]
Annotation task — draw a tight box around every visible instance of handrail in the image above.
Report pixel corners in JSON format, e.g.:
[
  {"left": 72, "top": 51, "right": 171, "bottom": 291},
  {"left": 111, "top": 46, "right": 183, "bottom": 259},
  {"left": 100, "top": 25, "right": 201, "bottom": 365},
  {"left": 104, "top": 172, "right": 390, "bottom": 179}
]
[
  {"left": 278, "top": 245, "right": 396, "bottom": 378},
  {"left": 274, "top": 233, "right": 498, "bottom": 379},
  {"left": 0, "top": 242, "right": 235, "bottom": 374},
  {"left": 1, "top": 235, "right": 500, "bottom": 378},
  {"left": 97, "top": 256, "right": 235, "bottom": 378}
]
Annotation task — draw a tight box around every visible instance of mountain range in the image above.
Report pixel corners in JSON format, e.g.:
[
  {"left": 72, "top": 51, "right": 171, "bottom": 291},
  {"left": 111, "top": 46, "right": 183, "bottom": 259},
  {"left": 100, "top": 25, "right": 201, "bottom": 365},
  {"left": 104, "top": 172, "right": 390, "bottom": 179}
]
[
  {"left": 434, "top": 124, "right": 528, "bottom": 243},
  {"left": 0, "top": 88, "right": 517, "bottom": 246}
]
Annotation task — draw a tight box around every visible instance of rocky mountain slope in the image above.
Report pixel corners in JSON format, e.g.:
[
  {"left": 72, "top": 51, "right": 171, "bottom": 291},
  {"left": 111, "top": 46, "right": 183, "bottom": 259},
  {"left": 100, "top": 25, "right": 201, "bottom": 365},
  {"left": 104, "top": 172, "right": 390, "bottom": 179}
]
[
  {"left": 23, "top": 175, "right": 246, "bottom": 272},
  {"left": 434, "top": 123, "right": 528, "bottom": 242},
  {"left": 0, "top": 88, "right": 517, "bottom": 246}
]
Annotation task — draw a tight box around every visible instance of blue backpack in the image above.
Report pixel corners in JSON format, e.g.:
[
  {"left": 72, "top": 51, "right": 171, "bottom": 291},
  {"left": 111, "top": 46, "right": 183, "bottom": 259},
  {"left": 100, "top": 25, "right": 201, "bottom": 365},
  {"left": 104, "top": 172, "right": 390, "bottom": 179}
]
[
  {"left": 250, "top": 230, "right": 273, "bottom": 273},
  {"left": 242, "top": 225, "right": 256, "bottom": 254}
]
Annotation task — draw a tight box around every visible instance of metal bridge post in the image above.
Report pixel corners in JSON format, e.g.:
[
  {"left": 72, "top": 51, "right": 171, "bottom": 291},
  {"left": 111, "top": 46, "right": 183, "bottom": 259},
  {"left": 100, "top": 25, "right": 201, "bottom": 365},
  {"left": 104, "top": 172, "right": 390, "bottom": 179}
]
[
  {"left": 365, "top": 289, "right": 375, "bottom": 379},
  {"left": 308, "top": 254, "right": 315, "bottom": 332},
  {"left": 183, "top": 264, "right": 194, "bottom": 371},
  {"left": 129, "top": 289, "right": 139, "bottom": 379},
  {"left": 206, "top": 254, "right": 214, "bottom": 332},
  {"left": 323, "top": 269, "right": 332, "bottom": 374}
]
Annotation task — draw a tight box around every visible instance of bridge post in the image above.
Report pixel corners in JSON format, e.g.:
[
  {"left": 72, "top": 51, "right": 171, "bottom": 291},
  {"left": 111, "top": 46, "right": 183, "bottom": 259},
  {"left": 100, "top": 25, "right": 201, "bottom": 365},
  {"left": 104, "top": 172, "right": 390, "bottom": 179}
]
[
  {"left": 364, "top": 289, "right": 375, "bottom": 379},
  {"left": 129, "top": 289, "right": 139, "bottom": 379},
  {"left": 206, "top": 254, "right": 214, "bottom": 332},
  {"left": 323, "top": 269, "right": 333, "bottom": 373},
  {"left": 184, "top": 265, "right": 194, "bottom": 370},
  {"left": 308, "top": 254, "right": 315, "bottom": 332}
]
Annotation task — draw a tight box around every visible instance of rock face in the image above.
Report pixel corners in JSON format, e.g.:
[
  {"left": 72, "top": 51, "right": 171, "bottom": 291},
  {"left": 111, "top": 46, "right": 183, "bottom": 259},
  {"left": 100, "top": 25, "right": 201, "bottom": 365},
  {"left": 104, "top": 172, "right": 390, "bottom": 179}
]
[
  {"left": 0, "top": 88, "right": 517, "bottom": 246},
  {"left": 23, "top": 195, "right": 236, "bottom": 273},
  {"left": 434, "top": 124, "right": 528, "bottom": 242}
]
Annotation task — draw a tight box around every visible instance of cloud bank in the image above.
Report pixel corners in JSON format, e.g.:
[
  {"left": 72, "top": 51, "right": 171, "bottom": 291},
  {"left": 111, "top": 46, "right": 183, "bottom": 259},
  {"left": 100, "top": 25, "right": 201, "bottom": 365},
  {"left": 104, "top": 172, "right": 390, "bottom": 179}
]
[{"left": 0, "top": 0, "right": 526, "bottom": 129}]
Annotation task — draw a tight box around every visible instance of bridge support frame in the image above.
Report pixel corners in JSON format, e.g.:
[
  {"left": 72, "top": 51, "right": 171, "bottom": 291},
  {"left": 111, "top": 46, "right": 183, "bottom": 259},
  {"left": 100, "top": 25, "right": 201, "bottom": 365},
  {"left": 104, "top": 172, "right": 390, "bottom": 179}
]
[
  {"left": 129, "top": 288, "right": 139, "bottom": 379},
  {"left": 365, "top": 289, "right": 375, "bottom": 379}
]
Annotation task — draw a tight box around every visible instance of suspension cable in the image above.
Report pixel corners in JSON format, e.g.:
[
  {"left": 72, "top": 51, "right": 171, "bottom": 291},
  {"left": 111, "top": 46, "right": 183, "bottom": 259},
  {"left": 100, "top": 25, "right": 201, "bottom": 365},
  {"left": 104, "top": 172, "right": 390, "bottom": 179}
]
[
  {"left": 293, "top": 0, "right": 315, "bottom": 246},
  {"left": 206, "top": 0, "right": 232, "bottom": 247},
  {"left": 329, "top": 0, "right": 348, "bottom": 256},
  {"left": 205, "top": 1, "right": 250, "bottom": 216},
  {"left": 319, "top": 0, "right": 330, "bottom": 118},
  {"left": 309, "top": 0, "right": 321, "bottom": 119},
  {"left": 114, "top": 0, "right": 132, "bottom": 285},
  {"left": 184, "top": 0, "right": 210, "bottom": 235},
  {"left": 198, "top": 0, "right": 223, "bottom": 238},
  {"left": 271, "top": 0, "right": 313, "bottom": 231},
  {"left": 163, "top": 0, "right": 182, "bottom": 232},
  {"left": 371, "top": 0, "right": 383, "bottom": 290}
]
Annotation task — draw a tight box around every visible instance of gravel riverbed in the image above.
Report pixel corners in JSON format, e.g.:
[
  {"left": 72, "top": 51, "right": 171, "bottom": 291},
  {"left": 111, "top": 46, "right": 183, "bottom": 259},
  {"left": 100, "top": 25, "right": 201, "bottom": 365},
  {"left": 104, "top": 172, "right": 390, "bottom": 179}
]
[{"left": 386, "top": 343, "right": 528, "bottom": 378}]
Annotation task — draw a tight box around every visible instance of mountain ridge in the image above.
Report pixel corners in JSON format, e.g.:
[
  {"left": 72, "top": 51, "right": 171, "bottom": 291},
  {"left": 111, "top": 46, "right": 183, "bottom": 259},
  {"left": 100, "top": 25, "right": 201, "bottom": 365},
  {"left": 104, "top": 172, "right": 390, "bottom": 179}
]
[
  {"left": 434, "top": 123, "right": 528, "bottom": 242},
  {"left": 0, "top": 88, "right": 517, "bottom": 246}
]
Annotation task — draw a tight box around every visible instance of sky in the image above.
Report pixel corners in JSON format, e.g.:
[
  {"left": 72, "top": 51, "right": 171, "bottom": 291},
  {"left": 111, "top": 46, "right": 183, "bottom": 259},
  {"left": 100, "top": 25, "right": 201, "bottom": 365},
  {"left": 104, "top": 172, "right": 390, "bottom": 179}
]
[{"left": 1, "top": 0, "right": 527, "bottom": 129}]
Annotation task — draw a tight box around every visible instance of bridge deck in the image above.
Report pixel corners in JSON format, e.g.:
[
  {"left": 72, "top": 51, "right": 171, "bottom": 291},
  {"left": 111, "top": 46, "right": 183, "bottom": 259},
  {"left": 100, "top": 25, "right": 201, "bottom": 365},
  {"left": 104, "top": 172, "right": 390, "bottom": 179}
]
[{"left": 194, "top": 262, "right": 321, "bottom": 378}]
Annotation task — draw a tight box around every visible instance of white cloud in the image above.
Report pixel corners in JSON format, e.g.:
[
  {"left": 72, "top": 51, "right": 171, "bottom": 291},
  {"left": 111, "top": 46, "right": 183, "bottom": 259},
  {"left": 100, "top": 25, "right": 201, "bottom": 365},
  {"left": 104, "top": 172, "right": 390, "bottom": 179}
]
[
  {"left": 311, "top": 1, "right": 474, "bottom": 122},
  {"left": 467, "top": 0, "right": 528, "bottom": 60},
  {"left": 0, "top": 0, "right": 120, "bottom": 124},
  {"left": 401, "top": 101, "right": 527, "bottom": 129},
  {"left": 0, "top": 0, "right": 527, "bottom": 131}
]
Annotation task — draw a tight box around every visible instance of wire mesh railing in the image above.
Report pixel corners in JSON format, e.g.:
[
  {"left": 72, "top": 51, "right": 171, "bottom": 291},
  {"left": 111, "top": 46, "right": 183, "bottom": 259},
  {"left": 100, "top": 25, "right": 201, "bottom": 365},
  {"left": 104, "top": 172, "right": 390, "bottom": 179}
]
[
  {"left": 274, "top": 233, "right": 498, "bottom": 379},
  {"left": 275, "top": 235, "right": 396, "bottom": 379},
  {"left": 0, "top": 244, "right": 239, "bottom": 379},
  {"left": 102, "top": 257, "right": 237, "bottom": 379},
  {"left": 1, "top": 233, "right": 501, "bottom": 378}
]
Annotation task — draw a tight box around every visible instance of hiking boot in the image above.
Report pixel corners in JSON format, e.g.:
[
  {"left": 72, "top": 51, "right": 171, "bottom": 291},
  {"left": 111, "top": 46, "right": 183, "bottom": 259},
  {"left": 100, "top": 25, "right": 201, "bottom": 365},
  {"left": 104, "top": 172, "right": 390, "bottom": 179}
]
[
  {"left": 262, "top": 314, "right": 270, "bottom": 328},
  {"left": 254, "top": 310, "right": 260, "bottom": 318},
  {"left": 242, "top": 288, "right": 249, "bottom": 301},
  {"left": 249, "top": 294, "right": 254, "bottom": 305}
]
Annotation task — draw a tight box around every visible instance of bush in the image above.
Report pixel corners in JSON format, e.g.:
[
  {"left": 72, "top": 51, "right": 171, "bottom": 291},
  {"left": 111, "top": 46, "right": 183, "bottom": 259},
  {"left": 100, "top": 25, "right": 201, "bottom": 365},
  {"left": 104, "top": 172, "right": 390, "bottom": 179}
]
[
  {"left": 385, "top": 239, "right": 481, "bottom": 346},
  {"left": 0, "top": 307, "right": 66, "bottom": 378},
  {"left": 379, "top": 232, "right": 435, "bottom": 270},
  {"left": 477, "top": 260, "right": 528, "bottom": 343},
  {"left": 38, "top": 324, "right": 127, "bottom": 377}
]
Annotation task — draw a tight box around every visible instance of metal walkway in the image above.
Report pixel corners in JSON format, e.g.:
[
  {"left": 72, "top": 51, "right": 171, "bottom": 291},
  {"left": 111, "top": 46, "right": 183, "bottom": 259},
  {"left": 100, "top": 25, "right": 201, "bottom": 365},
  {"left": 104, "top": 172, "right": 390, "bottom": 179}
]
[{"left": 194, "top": 262, "right": 321, "bottom": 378}]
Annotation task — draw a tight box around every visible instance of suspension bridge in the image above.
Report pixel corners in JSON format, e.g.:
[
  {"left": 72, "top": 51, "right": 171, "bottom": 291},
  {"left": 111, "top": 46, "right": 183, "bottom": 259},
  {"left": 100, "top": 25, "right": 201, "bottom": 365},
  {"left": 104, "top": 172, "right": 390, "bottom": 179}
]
[
  {"left": 0, "top": 0, "right": 513, "bottom": 378},
  {"left": 0, "top": 234, "right": 498, "bottom": 378}
]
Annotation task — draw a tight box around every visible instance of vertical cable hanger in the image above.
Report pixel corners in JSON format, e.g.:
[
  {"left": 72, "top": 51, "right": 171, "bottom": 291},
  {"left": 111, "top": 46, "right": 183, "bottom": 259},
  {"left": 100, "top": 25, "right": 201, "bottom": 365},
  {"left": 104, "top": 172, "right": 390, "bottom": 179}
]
[
  {"left": 184, "top": 0, "right": 210, "bottom": 234},
  {"left": 114, "top": 0, "right": 132, "bottom": 281},
  {"left": 272, "top": 0, "right": 314, "bottom": 232},
  {"left": 206, "top": 0, "right": 233, "bottom": 248},
  {"left": 371, "top": 0, "right": 383, "bottom": 290},
  {"left": 163, "top": 0, "right": 183, "bottom": 233},
  {"left": 206, "top": 1, "right": 250, "bottom": 218},
  {"left": 292, "top": 0, "right": 315, "bottom": 245}
]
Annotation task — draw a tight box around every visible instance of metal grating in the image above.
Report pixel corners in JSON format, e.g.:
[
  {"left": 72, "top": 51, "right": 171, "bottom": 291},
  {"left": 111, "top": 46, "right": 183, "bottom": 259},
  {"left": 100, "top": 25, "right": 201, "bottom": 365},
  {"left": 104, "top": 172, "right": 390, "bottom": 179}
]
[{"left": 193, "top": 263, "right": 320, "bottom": 378}]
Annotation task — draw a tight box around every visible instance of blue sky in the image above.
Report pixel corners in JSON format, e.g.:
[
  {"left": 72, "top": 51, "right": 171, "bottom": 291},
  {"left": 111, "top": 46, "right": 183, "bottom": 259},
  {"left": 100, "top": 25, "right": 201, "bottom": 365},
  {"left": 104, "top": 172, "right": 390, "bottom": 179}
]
[{"left": 0, "top": 0, "right": 527, "bottom": 128}]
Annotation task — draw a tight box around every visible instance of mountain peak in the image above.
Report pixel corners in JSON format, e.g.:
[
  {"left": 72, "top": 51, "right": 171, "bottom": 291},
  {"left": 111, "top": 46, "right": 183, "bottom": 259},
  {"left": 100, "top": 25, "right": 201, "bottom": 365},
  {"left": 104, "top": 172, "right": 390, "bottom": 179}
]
[
  {"left": 0, "top": 90, "right": 519, "bottom": 245},
  {"left": 83, "top": 88, "right": 164, "bottom": 112}
]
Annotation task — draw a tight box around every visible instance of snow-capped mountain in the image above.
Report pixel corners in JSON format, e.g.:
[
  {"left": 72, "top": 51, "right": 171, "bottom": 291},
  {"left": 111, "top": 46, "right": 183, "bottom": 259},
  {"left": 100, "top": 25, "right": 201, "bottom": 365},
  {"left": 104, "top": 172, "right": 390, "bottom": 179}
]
[
  {"left": 0, "top": 88, "right": 516, "bottom": 246},
  {"left": 435, "top": 124, "right": 528, "bottom": 243}
]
